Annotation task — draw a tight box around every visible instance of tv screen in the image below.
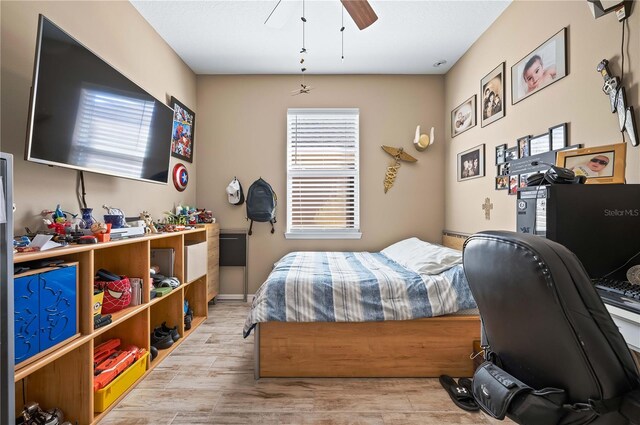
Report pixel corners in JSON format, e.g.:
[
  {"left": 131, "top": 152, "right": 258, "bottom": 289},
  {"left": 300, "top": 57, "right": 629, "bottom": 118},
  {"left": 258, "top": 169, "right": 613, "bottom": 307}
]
[{"left": 25, "top": 15, "right": 173, "bottom": 184}]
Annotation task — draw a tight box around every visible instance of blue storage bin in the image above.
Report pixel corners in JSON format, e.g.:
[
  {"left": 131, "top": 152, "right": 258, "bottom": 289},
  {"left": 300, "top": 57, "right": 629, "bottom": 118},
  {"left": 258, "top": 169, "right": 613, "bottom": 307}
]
[{"left": 14, "top": 265, "right": 78, "bottom": 365}]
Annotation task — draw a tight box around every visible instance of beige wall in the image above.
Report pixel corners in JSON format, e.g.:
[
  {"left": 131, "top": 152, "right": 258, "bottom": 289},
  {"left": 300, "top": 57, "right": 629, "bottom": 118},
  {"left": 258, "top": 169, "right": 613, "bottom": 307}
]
[
  {"left": 196, "top": 75, "right": 445, "bottom": 294},
  {"left": 444, "top": 0, "right": 640, "bottom": 234},
  {"left": 1, "top": 1, "right": 197, "bottom": 233}
]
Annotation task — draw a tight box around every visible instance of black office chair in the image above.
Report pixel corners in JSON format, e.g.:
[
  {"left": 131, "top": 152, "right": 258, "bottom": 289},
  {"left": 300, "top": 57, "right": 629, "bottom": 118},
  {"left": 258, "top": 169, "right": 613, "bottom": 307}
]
[{"left": 463, "top": 231, "right": 640, "bottom": 425}]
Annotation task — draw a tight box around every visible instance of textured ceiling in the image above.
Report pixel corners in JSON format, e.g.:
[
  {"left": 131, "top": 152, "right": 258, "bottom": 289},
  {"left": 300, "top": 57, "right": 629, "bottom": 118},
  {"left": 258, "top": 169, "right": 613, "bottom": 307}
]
[{"left": 130, "top": 0, "right": 512, "bottom": 75}]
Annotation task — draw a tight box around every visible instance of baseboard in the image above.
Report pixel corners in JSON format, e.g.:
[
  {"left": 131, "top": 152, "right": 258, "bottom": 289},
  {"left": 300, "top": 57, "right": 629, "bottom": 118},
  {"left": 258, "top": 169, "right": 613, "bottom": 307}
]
[{"left": 216, "top": 294, "right": 255, "bottom": 302}]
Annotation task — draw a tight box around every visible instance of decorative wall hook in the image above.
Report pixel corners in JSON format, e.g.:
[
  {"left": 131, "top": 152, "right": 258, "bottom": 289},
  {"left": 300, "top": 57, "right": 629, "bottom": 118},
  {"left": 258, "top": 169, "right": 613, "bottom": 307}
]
[
  {"left": 413, "top": 125, "right": 435, "bottom": 152},
  {"left": 381, "top": 146, "right": 417, "bottom": 193}
]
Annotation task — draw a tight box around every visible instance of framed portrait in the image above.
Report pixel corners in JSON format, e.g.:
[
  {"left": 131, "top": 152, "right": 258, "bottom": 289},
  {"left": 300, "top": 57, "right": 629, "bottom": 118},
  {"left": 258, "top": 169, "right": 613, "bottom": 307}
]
[
  {"left": 556, "top": 143, "right": 626, "bottom": 184},
  {"left": 529, "top": 133, "right": 550, "bottom": 156},
  {"left": 519, "top": 172, "right": 534, "bottom": 188},
  {"left": 508, "top": 175, "right": 518, "bottom": 195},
  {"left": 549, "top": 123, "right": 568, "bottom": 150},
  {"left": 505, "top": 146, "right": 518, "bottom": 162},
  {"left": 495, "top": 143, "right": 507, "bottom": 165},
  {"left": 451, "top": 95, "right": 476, "bottom": 138},
  {"left": 518, "top": 137, "right": 530, "bottom": 158},
  {"left": 170, "top": 96, "right": 195, "bottom": 163},
  {"left": 511, "top": 28, "right": 567, "bottom": 105},
  {"left": 495, "top": 175, "right": 509, "bottom": 190},
  {"left": 457, "top": 144, "right": 485, "bottom": 181},
  {"left": 481, "top": 62, "right": 506, "bottom": 127}
]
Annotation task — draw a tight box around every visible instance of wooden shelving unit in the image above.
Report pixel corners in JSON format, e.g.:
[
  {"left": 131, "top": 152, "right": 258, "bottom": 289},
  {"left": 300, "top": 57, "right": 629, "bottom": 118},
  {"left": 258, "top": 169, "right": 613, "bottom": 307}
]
[{"left": 13, "top": 228, "right": 209, "bottom": 424}]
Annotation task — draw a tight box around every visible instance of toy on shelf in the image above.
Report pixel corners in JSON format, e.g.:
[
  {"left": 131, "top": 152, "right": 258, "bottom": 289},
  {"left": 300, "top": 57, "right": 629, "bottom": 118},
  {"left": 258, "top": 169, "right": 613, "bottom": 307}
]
[
  {"left": 102, "top": 204, "right": 126, "bottom": 229},
  {"left": 41, "top": 205, "right": 75, "bottom": 235},
  {"left": 139, "top": 211, "right": 158, "bottom": 233}
]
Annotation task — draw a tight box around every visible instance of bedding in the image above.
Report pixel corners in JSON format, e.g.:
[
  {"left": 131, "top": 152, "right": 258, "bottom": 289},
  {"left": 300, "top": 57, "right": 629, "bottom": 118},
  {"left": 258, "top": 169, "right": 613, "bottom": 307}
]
[{"left": 243, "top": 242, "right": 476, "bottom": 337}]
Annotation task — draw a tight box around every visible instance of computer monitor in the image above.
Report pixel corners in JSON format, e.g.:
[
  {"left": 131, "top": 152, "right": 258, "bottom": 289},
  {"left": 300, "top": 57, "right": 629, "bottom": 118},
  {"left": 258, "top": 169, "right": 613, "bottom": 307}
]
[{"left": 518, "top": 184, "right": 640, "bottom": 281}]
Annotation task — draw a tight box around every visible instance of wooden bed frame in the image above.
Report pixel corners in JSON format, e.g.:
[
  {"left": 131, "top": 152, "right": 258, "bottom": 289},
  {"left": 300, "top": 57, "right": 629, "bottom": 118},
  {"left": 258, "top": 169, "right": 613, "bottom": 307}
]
[{"left": 254, "top": 230, "right": 479, "bottom": 379}]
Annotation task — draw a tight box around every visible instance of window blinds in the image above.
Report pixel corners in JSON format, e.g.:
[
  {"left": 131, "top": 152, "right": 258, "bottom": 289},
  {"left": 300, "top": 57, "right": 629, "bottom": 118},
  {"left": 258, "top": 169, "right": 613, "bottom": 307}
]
[{"left": 286, "top": 109, "right": 360, "bottom": 237}]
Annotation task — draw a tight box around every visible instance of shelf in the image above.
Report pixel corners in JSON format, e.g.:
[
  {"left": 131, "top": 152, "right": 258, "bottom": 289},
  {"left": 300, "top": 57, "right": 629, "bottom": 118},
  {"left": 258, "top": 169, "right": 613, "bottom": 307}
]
[
  {"left": 92, "top": 303, "right": 148, "bottom": 339},
  {"left": 12, "top": 228, "right": 210, "bottom": 423},
  {"left": 149, "top": 286, "right": 182, "bottom": 307},
  {"left": 183, "top": 316, "right": 206, "bottom": 340},
  {"left": 15, "top": 334, "right": 92, "bottom": 382}
]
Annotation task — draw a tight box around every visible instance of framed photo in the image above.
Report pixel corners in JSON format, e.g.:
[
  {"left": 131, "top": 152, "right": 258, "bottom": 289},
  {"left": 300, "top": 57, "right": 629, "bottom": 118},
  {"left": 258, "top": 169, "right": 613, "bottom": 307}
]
[
  {"left": 457, "top": 144, "right": 485, "bottom": 181},
  {"left": 518, "top": 137, "right": 530, "bottom": 158},
  {"left": 529, "top": 133, "right": 550, "bottom": 156},
  {"left": 505, "top": 146, "right": 518, "bottom": 162},
  {"left": 170, "top": 96, "right": 195, "bottom": 163},
  {"left": 508, "top": 175, "right": 518, "bottom": 195},
  {"left": 495, "top": 144, "right": 507, "bottom": 165},
  {"left": 549, "top": 123, "right": 567, "bottom": 150},
  {"left": 495, "top": 175, "right": 509, "bottom": 190},
  {"left": 519, "top": 172, "right": 534, "bottom": 188},
  {"left": 451, "top": 95, "right": 476, "bottom": 138},
  {"left": 556, "top": 143, "right": 626, "bottom": 184},
  {"left": 511, "top": 28, "right": 567, "bottom": 105},
  {"left": 498, "top": 163, "right": 509, "bottom": 176},
  {"left": 481, "top": 62, "right": 506, "bottom": 127}
]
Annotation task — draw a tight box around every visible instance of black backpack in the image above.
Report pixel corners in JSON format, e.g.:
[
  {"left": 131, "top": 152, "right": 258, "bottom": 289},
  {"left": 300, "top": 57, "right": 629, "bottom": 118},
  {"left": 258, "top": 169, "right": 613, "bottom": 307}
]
[{"left": 246, "top": 178, "right": 277, "bottom": 235}]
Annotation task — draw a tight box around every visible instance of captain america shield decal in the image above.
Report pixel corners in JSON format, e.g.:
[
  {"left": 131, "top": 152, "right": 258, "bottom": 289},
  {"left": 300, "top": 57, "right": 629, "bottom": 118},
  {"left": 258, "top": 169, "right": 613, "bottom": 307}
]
[{"left": 173, "top": 163, "right": 188, "bottom": 192}]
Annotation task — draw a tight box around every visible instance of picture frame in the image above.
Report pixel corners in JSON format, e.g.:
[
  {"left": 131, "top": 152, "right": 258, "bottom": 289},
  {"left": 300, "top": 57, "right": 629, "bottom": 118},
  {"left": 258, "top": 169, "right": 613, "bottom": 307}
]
[
  {"left": 498, "top": 163, "right": 509, "bottom": 176},
  {"left": 511, "top": 28, "right": 567, "bottom": 105},
  {"left": 495, "top": 143, "right": 507, "bottom": 165},
  {"left": 457, "top": 144, "right": 485, "bottom": 181},
  {"left": 481, "top": 62, "right": 506, "bottom": 127},
  {"left": 451, "top": 95, "right": 477, "bottom": 138},
  {"left": 170, "top": 96, "right": 195, "bottom": 163},
  {"left": 505, "top": 146, "right": 518, "bottom": 162},
  {"left": 529, "top": 133, "right": 550, "bottom": 156},
  {"left": 495, "top": 175, "right": 509, "bottom": 190},
  {"left": 518, "top": 137, "right": 530, "bottom": 158},
  {"left": 508, "top": 175, "right": 518, "bottom": 195},
  {"left": 556, "top": 143, "right": 626, "bottom": 184},
  {"left": 549, "top": 123, "right": 568, "bottom": 150}
]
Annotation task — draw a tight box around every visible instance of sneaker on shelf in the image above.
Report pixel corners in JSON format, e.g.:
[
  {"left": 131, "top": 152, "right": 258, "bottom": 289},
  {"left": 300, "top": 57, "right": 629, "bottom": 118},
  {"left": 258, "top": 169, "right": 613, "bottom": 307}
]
[
  {"left": 159, "top": 322, "right": 180, "bottom": 342},
  {"left": 150, "top": 329, "right": 174, "bottom": 350}
]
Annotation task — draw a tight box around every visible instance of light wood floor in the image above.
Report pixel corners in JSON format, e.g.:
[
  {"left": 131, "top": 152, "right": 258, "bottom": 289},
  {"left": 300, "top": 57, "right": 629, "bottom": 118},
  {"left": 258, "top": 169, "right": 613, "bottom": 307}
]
[{"left": 101, "top": 303, "right": 509, "bottom": 425}]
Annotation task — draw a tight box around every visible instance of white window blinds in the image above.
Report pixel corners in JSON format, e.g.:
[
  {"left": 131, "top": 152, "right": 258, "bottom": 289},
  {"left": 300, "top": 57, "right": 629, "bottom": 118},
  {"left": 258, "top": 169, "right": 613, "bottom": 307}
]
[{"left": 286, "top": 108, "right": 361, "bottom": 239}]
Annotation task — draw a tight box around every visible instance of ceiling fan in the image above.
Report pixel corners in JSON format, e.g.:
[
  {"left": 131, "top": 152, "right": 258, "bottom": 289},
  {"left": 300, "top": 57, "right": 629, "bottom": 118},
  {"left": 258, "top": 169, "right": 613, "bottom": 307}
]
[{"left": 265, "top": 0, "right": 378, "bottom": 30}]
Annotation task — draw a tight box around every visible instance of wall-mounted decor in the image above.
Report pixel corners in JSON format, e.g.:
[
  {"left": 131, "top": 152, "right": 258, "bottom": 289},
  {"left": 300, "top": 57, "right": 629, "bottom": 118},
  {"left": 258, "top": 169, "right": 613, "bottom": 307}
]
[
  {"left": 556, "top": 143, "right": 626, "bottom": 184},
  {"left": 518, "top": 137, "right": 530, "bottom": 158},
  {"left": 529, "top": 133, "right": 550, "bottom": 156},
  {"left": 498, "top": 163, "right": 509, "bottom": 176},
  {"left": 505, "top": 146, "right": 518, "bottom": 162},
  {"left": 495, "top": 176, "right": 508, "bottom": 190},
  {"left": 495, "top": 144, "right": 507, "bottom": 165},
  {"left": 481, "top": 63, "right": 505, "bottom": 127},
  {"left": 508, "top": 176, "right": 518, "bottom": 195},
  {"left": 172, "top": 163, "right": 189, "bottom": 192},
  {"left": 549, "top": 123, "right": 568, "bottom": 150},
  {"left": 451, "top": 95, "right": 476, "bottom": 138},
  {"left": 457, "top": 144, "right": 485, "bottom": 181},
  {"left": 511, "top": 28, "right": 567, "bottom": 105},
  {"left": 170, "top": 97, "right": 195, "bottom": 163},
  {"left": 597, "top": 59, "right": 638, "bottom": 147},
  {"left": 381, "top": 146, "right": 417, "bottom": 193}
]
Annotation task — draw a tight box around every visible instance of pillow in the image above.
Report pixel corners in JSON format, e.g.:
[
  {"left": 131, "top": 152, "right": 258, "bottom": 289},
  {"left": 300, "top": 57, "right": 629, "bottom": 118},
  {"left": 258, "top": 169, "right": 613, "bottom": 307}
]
[{"left": 381, "top": 237, "right": 462, "bottom": 275}]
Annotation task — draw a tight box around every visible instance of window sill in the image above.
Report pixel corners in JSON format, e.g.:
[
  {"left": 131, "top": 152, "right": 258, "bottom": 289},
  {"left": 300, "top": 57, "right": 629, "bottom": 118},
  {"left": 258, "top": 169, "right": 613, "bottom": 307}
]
[{"left": 285, "top": 232, "right": 362, "bottom": 240}]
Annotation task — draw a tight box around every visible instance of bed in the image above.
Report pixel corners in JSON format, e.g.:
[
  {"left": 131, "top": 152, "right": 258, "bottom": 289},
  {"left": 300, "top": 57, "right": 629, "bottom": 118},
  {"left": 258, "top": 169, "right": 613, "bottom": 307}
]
[{"left": 245, "top": 236, "right": 480, "bottom": 378}]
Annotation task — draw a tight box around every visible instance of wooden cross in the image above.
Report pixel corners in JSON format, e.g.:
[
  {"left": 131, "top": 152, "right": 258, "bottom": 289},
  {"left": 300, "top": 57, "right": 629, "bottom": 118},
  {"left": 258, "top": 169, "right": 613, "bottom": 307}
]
[{"left": 482, "top": 197, "right": 493, "bottom": 220}]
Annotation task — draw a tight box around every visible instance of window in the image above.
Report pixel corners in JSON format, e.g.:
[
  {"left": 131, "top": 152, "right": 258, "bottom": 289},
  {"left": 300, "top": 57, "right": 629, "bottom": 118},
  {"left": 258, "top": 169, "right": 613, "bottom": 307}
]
[{"left": 286, "top": 108, "right": 361, "bottom": 239}]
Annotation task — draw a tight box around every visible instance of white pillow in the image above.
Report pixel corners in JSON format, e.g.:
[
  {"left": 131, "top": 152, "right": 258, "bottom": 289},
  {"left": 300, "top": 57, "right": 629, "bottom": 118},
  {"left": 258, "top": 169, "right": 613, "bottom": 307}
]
[{"left": 381, "top": 237, "right": 462, "bottom": 275}]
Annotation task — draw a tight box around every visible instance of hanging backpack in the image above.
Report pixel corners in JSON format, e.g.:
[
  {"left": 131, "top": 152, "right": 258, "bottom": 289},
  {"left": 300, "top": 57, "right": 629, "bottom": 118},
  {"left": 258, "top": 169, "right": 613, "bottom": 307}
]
[{"left": 246, "top": 177, "right": 277, "bottom": 235}]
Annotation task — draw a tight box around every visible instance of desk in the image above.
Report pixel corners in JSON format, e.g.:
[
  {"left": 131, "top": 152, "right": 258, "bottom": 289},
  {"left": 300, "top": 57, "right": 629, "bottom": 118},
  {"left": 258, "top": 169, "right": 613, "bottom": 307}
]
[{"left": 605, "top": 303, "right": 640, "bottom": 354}]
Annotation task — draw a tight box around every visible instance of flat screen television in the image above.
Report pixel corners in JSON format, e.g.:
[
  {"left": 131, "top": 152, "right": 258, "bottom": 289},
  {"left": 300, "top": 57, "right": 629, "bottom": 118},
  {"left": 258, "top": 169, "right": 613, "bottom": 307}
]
[{"left": 25, "top": 15, "right": 173, "bottom": 184}]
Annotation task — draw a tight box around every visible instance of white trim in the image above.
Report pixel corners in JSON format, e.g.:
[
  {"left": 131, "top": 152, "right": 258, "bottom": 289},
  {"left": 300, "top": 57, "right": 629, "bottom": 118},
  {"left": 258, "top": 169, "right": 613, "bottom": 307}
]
[
  {"left": 285, "top": 231, "right": 362, "bottom": 240},
  {"left": 216, "top": 294, "right": 255, "bottom": 302}
]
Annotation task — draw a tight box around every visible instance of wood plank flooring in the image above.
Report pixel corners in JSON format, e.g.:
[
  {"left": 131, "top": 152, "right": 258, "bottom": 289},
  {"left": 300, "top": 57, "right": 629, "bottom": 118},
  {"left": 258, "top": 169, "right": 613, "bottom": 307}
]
[{"left": 101, "top": 303, "right": 509, "bottom": 425}]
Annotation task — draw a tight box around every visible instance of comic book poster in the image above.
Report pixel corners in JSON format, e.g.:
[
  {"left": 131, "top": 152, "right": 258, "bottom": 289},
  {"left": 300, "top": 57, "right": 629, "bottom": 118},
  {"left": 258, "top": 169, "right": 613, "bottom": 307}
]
[{"left": 170, "top": 97, "right": 195, "bottom": 163}]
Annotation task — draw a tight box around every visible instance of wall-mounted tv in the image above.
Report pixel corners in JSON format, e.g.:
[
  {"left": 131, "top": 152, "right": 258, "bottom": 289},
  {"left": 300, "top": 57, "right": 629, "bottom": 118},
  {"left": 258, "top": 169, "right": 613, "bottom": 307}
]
[{"left": 25, "top": 15, "right": 173, "bottom": 184}]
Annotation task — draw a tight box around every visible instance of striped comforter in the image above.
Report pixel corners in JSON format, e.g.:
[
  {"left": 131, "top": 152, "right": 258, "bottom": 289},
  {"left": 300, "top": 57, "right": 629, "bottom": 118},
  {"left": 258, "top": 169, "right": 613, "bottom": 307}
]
[{"left": 243, "top": 251, "right": 476, "bottom": 337}]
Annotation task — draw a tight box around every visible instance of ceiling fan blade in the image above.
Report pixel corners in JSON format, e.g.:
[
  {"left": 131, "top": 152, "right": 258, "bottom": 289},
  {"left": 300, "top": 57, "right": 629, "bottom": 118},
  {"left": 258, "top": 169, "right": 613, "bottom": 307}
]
[
  {"left": 264, "top": 0, "right": 283, "bottom": 25},
  {"left": 341, "top": 0, "right": 378, "bottom": 30}
]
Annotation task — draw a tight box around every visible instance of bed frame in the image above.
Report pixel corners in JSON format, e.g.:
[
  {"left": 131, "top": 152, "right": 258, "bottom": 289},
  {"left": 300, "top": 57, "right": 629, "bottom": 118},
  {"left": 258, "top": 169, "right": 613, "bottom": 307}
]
[{"left": 254, "top": 230, "right": 479, "bottom": 378}]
